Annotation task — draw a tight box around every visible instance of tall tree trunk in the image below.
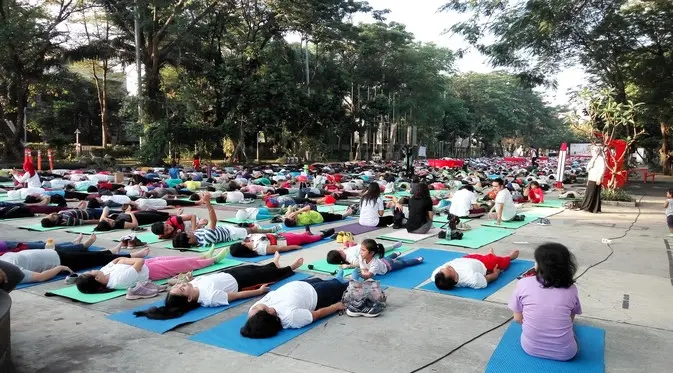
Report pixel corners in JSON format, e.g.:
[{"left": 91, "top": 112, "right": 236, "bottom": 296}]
[
  {"left": 144, "top": 57, "right": 163, "bottom": 123},
  {"left": 660, "top": 121, "right": 670, "bottom": 175},
  {"left": 387, "top": 120, "right": 397, "bottom": 160}
]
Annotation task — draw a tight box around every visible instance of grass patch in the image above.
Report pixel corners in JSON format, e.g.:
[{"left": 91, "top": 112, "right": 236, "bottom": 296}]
[{"left": 601, "top": 188, "right": 634, "bottom": 202}]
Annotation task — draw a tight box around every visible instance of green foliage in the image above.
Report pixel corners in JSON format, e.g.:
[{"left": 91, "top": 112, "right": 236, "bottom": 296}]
[{"left": 601, "top": 188, "right": 634, "bottom": 202}]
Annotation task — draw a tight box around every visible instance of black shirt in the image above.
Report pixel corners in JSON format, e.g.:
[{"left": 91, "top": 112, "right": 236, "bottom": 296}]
[{"left": 405, "top": 197, "right": 433, "bottom": 232}]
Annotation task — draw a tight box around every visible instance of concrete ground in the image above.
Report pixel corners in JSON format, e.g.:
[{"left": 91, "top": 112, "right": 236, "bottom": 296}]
[{"left": 4, "top": 179, "right": 673, "bottom": 373}]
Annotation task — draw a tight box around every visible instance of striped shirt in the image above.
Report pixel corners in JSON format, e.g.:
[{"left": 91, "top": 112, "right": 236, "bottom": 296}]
[
  {"left": 194, "top": 226, "right": 232, "bottom": 246},
  {"left": 58, "top": 210, "right": 90, "bottom": 226}
]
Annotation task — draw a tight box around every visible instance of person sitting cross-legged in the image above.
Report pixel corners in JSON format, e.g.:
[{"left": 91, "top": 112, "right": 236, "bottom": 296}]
[{"left": 432, "top": 248, "right": 520, "bottom": 290}]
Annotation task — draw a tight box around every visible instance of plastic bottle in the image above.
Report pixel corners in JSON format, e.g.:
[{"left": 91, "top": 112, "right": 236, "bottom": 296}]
[{"left": 45, "top": 238, "right": 56, "bottom": 250}]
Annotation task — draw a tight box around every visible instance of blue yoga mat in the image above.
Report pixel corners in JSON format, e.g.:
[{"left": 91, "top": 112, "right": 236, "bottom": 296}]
[
  {"left": 227, "top": 237, "right": 331, "bottom": 263},
  {"left": 419, "top": 253, "right": 534, "bottom": 300},
  {"left": 190, "top": 306, "right": 333, "bottom": 356},
  {"left": 373, "top": 248, "right": 457, "bottom": 290},
  {"left": 14, "top": 246, "right": 111, "bottom": 290},
  {"left": 486, "top": 322, "right": 605, "bottom": 373},
  {"left": 107, "top": 272, "right": 311, "bottom": 334}
]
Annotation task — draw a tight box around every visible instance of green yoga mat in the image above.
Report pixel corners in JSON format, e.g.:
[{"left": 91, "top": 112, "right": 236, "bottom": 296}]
[
  {"left": 531, "top": 199, "right": 566, "bottom": 208},
  {"left": 317, "top": 205, "right": 348, "bottom": 213},
  {"left": 164, "top": 240, "right": 242, "bottom": 252},
  {"left": 113, "top": 232, "right": 167, "bottom": 245},
  {"left": 299, "top": 246, "right": 414, "bottom": 275},
  {"left": 435, "top": 226, "right": 513, "bottom": 249},
  {"left": 433, "top": 215, "right": 473, "bottom": 224},
  {"left": 19, "top": 223, "right": 69, "bottom": 232},
  {"left": 66, "top": 224, "right": 153, "bottom": 235},
  {"left": 45, "top": 259, "right": 241, "bottom": 304},
  {"left": 481, "top": 214, "right": 545, "bottom": 230}
]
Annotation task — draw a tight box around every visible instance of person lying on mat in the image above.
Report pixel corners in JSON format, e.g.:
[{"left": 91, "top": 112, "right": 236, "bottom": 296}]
[
  {"left": 40, "top": 205, "right": 105, "bottom": 228},
  {"left": 264, "top": 194, "right": 335, "bottom": 208},
  {"left": 133, "top": 253, "right": 305, "bottom": 319},
  {"left": 449, "top": 185, "right": 487, "bottom": 219},
  {"left": 122, "top": 197, "right": 199, "bottom": 211},
  {"left": 0, "top": 202, "right": 68, "bottom": 220},
  {"left": 214, "top": 190, "right": 256, "bottom": 204},
  {"left": 432, "top": 248, "right": 520, "bottom": 290},
  {"left": 282, "top": 204, "right": 353, "bottom": 228},
  {"left": 346, "top": 239, "right": 422, "bottom": 281},
  {"left": 488, "top": 178, "right": 518, "bottom": 225},
  {"left": 0, "top": 234, "right": 97, "bottom": 254},
  {"left": 151, "top": 212, "right": 205, "bottom": 239},
  {"left": 94, "top": 206, "right": 175, "bottom": 232},
  {"left": 171, "top": 195, "right": 282, "bottom": 249},
  {"left": 508, "top": 243, "right": 581, "bottom": 361},
  {"left": 0, "top": 235, "right": 149, "bottom": 284},
  {"left": 325, "top": 241, "right": 362, "bottom": 266},
  {"left": 241, "top": 276, "right": 348, "bottom": 338},
  {"left": 75, "top": 246, "right": 228, "bottom": 294},
  {"left": 229, "top": 228, "right": 335, "bottom": 258}
]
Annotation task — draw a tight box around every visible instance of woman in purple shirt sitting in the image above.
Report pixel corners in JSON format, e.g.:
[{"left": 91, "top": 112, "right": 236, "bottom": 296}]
[{"left": 508, "top": 243, "right": 582, "bottom": 361}]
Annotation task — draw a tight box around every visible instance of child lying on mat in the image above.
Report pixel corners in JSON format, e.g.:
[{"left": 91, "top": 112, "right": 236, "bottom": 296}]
[
  {"left": 228, "top": 228, "right": 335, "bottom": 258},
  {"left": 281, "top": 203, "right": 354, "bottom": 228},
  {"left": 508, "top": 243, "right": 582, "bottom": 361},
  {"left": 432, "top": 248, "right": 520, "bottom": 290},
  {"left": 241, "top": 275, "right": 348, "bottom": 338},
  {"left": 94, "top": 206, "right": 177, "bottom": 232},
  {"left": 134, "top": 253, "right": 305, "bottom": 319},
  {"left": 41, "top": 206, "right": 105, "bottom": 228},
  {"left": 75, "top": 246, "right": 228, "bottom": 297}
]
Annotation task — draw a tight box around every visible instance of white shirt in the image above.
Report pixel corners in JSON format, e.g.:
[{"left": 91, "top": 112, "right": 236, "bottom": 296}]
[
  {"left": 7, "top": 187, "right": 44, "bottom": 200},
  {"left": 15, "top": 171, "right": 41, "bottom": 188},
  {"left": 101, "top": 262, "right": 150, "bottom": 289},
  {"left": 251, "top": 281, "right": 317, "bottom": 329},
  {"left": 74, "top": 180, "right": 98, "bottom": 191},
  {"left": 229, "top": 226, "right": 249, "bottom": 241},
  {"left": 1, "top": 250, "right": 60, "bottom": 283},
  {"left": 101, "top": 195, "right": 132, "bottom": 205},
  {"left": 449, "top": 188, "right": 477, "bottom": 217},
  {"left": 344, "top": 246, "right": 361, "bottom": 266},
  {"left": 193, "top": 272, "right": 238, "bottom": 307},
  {"left": 227, "top": 191, "right": 245, "bottom": 203},
  {"left": 48, "top": 179, "right": 72, "bottom": 189},
  {"left": 431, "top": 258, "right": 488, "bottom": 289},
  {"left": 358, "top": 197, "right": 384, "bottom": 227},
  {"left": 360, "top": 257, "right": 388, "bottom": 275},
  {"left": 248, "top": 233, "right": 270, "bottom": 256},
  {"left": 495, "top": 189, "right": 517, "bottom": 221},
  {"left": 135, "top": 198, "right": 168, "bottom": 211},
  {"left": 587, "top": 153, "right": 606, "bottom": 183}
]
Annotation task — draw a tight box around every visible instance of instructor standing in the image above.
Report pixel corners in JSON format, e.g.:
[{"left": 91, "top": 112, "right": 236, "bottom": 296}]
[{"left": 581, "top": 145, "right": 605, "bottom": 213}]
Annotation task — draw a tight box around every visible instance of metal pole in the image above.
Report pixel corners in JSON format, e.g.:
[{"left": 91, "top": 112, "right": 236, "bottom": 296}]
[
  {"left": 256, "top": 132, "right": 260, "bottom": 162},
  {"left": 304, "top": 39, "right": 310, "bottom": 96},
  {"left": 134, "top": 2, "right": 143, "bottom": 146}
]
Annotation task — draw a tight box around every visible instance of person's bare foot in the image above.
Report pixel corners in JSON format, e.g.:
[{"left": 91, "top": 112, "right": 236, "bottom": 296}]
[
  {"left": 110, "top": 242, "right": 122, "bottom": 254},
  {"left": 273, "top": 251, "right": 281, "bottom": 268},
  {"left": 131, "top": 247, "right": 150, "bottom": 258},
  {"left": 489, "top": 247, "right": 495, "bottom": 255},
  {"left": 291, "top": 257, "right": 304, "bottom": 270},
  {"left": 343, "top": 207, "right": 353, "bottom": 217},
  {"left": 509, "top": 250, "right": 520, "bottom": 260},
  {"left": 73, "top": 234, "right": 83, "bottom": 245},
  {"left": 83, "top": 234, "right": 97, "bottom": 249}
]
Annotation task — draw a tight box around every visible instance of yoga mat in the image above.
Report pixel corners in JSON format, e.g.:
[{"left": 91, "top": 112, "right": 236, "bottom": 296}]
[
  {"left": 419, "top": 255, "right": 534, "bottom": 300},
  {"left": 336, "top": 222, "right": 382, "bottom": 235},
  {"left": 18, "top": 223, "right": 69, "bottom": 232},
  {"left": 164, "top": 240, "right": 242, "bottom": 252},
  {"left": 227, "top": 236, "right": 332, "bottom": 263},
  {"left": 481, "top": 214, "right": 543, "bottom": 230},
  {"left": 377, "top": 229, "right": 440, "bottom": 244},
  {"left": 14, "top": 246, "right": 108, "bottom": 290},
  {"left": 485, "top": 322, "right": 605, "bottom": 373},
  {"left": 531, "top": 199, "right": 566, "bottom": 208},
  {"left": 107, "top": 272, "right": 311, "bottom": 334},
  {"left": 316, "top": 204, "right": 348, "bottom": 213},
  {"left": 66, "top": 224, "right": 151, "bottom": 235},
  {"left": 113, "top": 232, "right": 167, "bottom": 245},
  {"left": 433, "top": 215, "right": 473, "bottom": 224},
  {"left": 374, "top": 248, "right": 456, "bottom": 289},
  {"left": 190, "top": 306, "right": 334, "bottom": 356},
  {"left": 280, "top": 216, "right": 355, "bottom": 231},
  {"left": 45, "top": 259, "right": 242, "bottom": 304},
  {"left": 299, "top": 246, "right": 414, "bottom": 276},
  {"left": 436, "top": 227, "right": 513, "bottom": 249}
]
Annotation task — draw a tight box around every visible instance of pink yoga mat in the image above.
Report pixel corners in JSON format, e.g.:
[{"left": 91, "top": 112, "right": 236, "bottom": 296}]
[{"left": 338, "top": 222, "right": 382, "bottom": 235}]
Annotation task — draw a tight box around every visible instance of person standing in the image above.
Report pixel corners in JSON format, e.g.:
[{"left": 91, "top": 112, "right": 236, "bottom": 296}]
[{"left": 581, "top": 145, "right": 605, "bottom": 213}]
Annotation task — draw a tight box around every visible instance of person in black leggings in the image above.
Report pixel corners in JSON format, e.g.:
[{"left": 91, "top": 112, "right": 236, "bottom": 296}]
[
  {"left": 133, "top": 256, "right": 304, "bottom": 320},
  {"left": 94, "top": 207, "right": 172, "bottom": 231}
]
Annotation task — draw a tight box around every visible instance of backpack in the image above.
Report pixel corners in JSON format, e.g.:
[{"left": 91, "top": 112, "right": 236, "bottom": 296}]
[{"left": 341, "top": 279, "right": 386, "bottom": 310}]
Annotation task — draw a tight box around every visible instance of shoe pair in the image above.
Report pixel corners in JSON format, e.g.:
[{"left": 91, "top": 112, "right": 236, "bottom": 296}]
[
  {"left": 126, "top": 281, "right": 168, "bottom": 300},
  {"left": 346, "top": 301, "right": 384, "bottom": 318}
]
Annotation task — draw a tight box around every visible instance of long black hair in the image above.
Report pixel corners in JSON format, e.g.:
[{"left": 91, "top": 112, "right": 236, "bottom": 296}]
[
  {"left": 361, "top": 182, "right": 381, "bottom": 206},
  {"left": 172, "top": 232, "right": 193, "bottom": 248},
  {"left": 326, "top": 250, "right": 348, "bottom": 265},
  {"left": 413, "top": 182, "right": 431, "bottom": 200},
  {"left": 534, "top": 243, "right": 577, "bottom": 288},
  {"left": 74, "top": 274, "right": 115, "bottom": 294},
  {"left": 240, "top": 311, "right": 283, "bottom": 338},
  {"left": 133, "top": 293, "right": 200, "bottom": 320},
  {"left": 361, "top": 238, "right": 385, "bottom": 258}
]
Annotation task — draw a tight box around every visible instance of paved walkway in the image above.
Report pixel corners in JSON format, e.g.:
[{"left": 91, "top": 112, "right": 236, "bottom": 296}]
[{"left": 5, "top": 180, "right": 673, "bottom": 373}]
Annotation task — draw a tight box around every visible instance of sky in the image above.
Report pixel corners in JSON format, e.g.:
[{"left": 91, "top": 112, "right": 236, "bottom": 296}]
[{"left": 356, "top": 0, "right": 587, "bottom": 106}]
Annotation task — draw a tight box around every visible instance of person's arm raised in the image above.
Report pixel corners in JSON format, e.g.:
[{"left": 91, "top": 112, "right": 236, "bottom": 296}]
[
  {"left": 310, "top": 302, "right": 345, "bottom": 321},
  {"left": 206, "top": 201, "right": 217, "bottom": 230}
]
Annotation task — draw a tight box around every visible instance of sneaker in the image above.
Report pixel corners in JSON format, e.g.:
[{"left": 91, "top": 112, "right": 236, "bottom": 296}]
[
  {"left": 349, "top": 204, "right": 360, "bottom": 215},
  {"left": 271, "top": 216, "right": 283, "bottom": 223},
  {"left": 320, "top": 228, "right": 335, "bottom": 238},
  {"left": 336, "top": 231, "right": 345, "bottom": 243},
  {"left": 537, "top": 218, "right": 551, "bottom": 226},
  {"left": 346, "top": 302, "right": 384, "bottom": 318},
  {"left": 391, "top": 242, "right": 403, "bottom": 250},
  {"left": 269, "top": 224, "right": 283, "bottom": 233},
  {"left": 125, "top": 281, "right": 166, "bottom": 300}
]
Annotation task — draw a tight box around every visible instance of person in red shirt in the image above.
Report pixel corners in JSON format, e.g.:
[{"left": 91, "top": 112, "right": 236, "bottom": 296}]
[{"left": 528, "top": 181, "right": 545, "bottom": 204}]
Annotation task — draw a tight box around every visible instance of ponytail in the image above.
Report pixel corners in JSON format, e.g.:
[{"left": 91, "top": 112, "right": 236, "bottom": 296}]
[
  {"left": 375, "top": 244, "right": 386, "bottom": 258},
  {"left": 361, "top": 239, "right": 385, "bottom": 258},
  {"left": 133, "top": 294, "right": 200, "bottom": 320}
]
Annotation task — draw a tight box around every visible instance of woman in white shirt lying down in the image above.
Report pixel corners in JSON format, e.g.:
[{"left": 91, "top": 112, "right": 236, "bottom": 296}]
[
  {"left": 241, "top": 275, "right": 349, "bottom": 338},
  {"left": 74, "top": 246, "right": 230, "bottom": 294},
  {"left": 133, "top": 253, "right": 305, "bottom": 320}
]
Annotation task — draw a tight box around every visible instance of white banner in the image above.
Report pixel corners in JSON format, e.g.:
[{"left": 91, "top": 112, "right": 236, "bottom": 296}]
[{"left": 569, "top": 143, "right": 591, "bottom": 156}]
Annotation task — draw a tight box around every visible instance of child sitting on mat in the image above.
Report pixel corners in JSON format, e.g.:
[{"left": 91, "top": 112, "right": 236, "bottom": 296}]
[
  {"left": 508, "top": 243, "right": 581, "bottom": 361},
  {"left": 432, "top": 248, "right": 520, "bottom": 290},
  {"left": 134, "top": 253, "right": 304, "bottom": 319},
  {"left": 228, "top": 228, "right": 335, "bottom": 258},
  {"left": 348, "top": 239, "right": 422, "bottom": 281},
  {"left": 170, "top": 194, "right": 282, "bottom": 249}
]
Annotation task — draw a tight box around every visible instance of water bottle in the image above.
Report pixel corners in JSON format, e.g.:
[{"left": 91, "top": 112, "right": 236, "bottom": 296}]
[{"left": 44, "top": 238, "right": 55, "bottom": 250}]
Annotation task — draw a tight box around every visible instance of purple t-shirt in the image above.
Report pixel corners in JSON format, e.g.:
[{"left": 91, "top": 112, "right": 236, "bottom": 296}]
[{"left": 508, "top": 276, "right": 582, "bottom": 361}]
